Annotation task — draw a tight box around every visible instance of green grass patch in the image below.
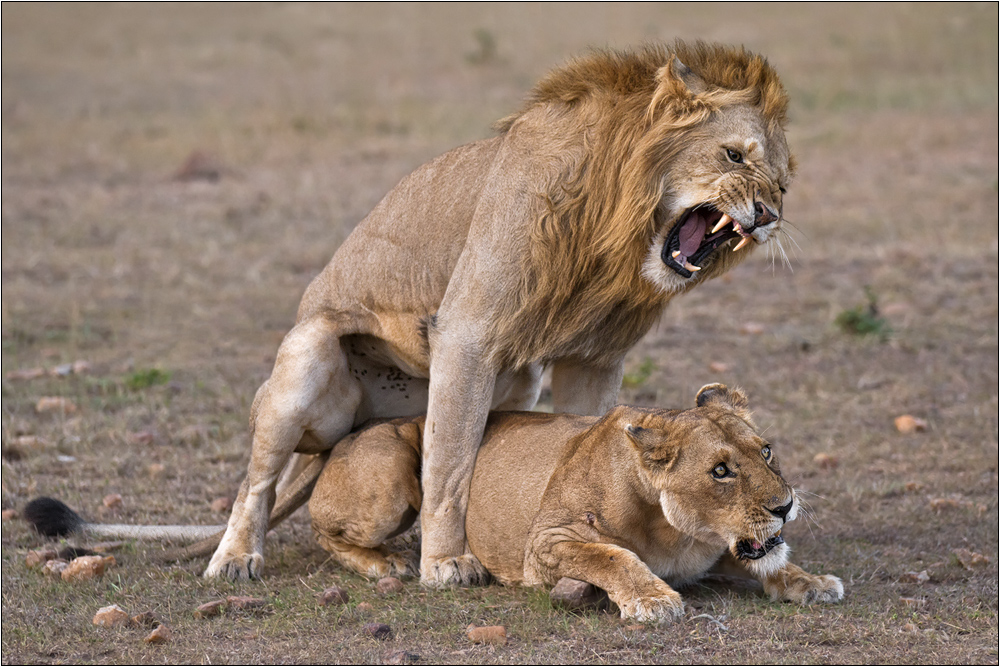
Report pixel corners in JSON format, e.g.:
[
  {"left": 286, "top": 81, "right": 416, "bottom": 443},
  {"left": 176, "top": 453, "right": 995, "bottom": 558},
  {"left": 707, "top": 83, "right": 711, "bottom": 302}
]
[
  {"left": 835, "top": 287, "right": 892, "bottom": 340},
  {"left": 125, "top": 368, "right": 172, "bottom": 391}
]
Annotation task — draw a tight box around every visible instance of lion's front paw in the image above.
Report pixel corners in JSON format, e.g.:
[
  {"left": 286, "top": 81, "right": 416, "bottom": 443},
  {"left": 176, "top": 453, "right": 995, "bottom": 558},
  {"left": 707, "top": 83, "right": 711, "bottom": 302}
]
[
  {"left": 773, "top": 573, "right": 844, "bottom": 605},
  {"left": 386, "top": 550, "right": 419, "bottom": 578},
  {"left": 617, "top": 589, "right": 685, "bottom": 624},
  {"left": 420, "top": 553, "right": 489, "bottom": 588},
  {"left": 203, "top": 551, "right": 264, "bottom": 581}
]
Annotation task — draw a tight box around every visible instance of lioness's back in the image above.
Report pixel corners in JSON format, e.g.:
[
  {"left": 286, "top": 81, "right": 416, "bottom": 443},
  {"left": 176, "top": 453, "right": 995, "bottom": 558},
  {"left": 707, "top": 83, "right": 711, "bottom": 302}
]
[{"left": 466, "top": 411, "right": 597, "bottom": 584}]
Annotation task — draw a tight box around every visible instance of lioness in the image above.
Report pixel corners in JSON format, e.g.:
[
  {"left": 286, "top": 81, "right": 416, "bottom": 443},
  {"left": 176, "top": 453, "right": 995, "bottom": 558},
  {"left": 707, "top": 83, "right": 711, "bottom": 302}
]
[
  {"left": 208, "top": 42, "right": 795, "bottom": 585},
  {"left": 308, "top": 385, "right": 843, "bottom": 621}
]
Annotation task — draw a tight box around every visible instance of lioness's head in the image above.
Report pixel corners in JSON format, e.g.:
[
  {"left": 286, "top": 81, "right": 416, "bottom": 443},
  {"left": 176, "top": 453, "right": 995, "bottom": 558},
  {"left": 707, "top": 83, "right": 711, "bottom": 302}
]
[
  {"left": 641, "top": 42, "right": 793, "bottom": 293},
  {"left": 621, "top": 384, "right": 796, "bottom": 578}
]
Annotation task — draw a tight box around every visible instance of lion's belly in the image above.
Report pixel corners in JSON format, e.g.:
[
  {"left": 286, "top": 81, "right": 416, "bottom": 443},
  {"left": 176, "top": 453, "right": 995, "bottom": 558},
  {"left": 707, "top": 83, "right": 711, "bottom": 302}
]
[{"left": 466, "top": 413, "right": 598, "bottom": 585}]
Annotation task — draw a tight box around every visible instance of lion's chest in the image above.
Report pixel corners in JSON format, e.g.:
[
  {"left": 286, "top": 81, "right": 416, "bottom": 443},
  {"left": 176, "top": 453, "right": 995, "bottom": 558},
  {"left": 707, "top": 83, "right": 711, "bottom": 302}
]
[{"left": 640, "top": 537, "right": 725, "bottom": 587}]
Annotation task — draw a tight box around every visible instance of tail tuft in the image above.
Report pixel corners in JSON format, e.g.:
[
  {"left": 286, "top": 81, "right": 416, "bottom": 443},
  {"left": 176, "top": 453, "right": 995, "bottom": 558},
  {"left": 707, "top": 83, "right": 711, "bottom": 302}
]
[{"left": 23, "top": 497, "right": 85, "bottom": 537}]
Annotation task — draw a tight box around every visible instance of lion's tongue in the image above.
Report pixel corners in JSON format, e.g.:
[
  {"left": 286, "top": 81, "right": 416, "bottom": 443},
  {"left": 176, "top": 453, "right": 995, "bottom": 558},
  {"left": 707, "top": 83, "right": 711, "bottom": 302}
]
[{"left": 679, "top": 211, "right": 708, "bottom": 258}]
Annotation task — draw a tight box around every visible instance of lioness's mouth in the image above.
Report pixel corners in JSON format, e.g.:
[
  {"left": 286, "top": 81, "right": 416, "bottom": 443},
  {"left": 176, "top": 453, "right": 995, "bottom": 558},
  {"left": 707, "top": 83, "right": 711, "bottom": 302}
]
[
  {"left": 735, "top": 531, "right": 784, "bottom": 561},
  {"left": 661, "top": 205, "right": 751, "bottom": 278}
]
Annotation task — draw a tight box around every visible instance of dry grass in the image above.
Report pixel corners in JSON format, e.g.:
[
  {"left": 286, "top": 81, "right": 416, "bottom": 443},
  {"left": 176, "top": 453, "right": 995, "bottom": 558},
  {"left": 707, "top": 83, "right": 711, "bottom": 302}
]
[{"left": 2, "top": 3, "right": 997, "bottom": 664}]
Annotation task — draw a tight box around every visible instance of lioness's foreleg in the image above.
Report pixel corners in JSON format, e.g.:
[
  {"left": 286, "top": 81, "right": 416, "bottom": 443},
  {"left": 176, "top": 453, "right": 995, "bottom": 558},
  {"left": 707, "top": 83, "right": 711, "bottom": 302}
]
[
  {"left": 713, "top": 552, "right": 844, "bottom": 604},
  {"left": 528, "top": 539, "right": 684, "bottom": 623},
  {"left": 205, "top": 316, "right": 362, "bottom": 580}
]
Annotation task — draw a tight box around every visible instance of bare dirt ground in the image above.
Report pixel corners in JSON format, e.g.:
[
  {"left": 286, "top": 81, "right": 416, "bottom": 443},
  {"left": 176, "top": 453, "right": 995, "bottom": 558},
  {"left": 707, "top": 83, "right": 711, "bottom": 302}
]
[{"left": 2, "top": 3, "right": 997, "bottom": 664}]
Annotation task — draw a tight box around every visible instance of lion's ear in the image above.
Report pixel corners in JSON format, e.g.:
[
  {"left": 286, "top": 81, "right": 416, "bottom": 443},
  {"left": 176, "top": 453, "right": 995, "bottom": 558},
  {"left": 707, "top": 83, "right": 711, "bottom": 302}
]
[
  {"left": 624, "top": 423, "right": 678, "bottom": 467},
  {"left": 659, "top": 55, "right": 709, "bottom": 96},
  {"left": 695, "top": 383, "right": 754, "bottom": 422}
]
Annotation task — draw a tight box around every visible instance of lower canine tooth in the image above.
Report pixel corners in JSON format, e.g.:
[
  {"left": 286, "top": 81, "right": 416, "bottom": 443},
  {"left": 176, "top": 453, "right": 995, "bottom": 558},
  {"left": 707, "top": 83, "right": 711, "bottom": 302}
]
[
  {"left": 671, "top": 250, "right": 681, "bottom": 259},
  {"left": 733, "top": 237, "right": 751, "bottom": 252},
  {"left": 684, "top": 261, "right": 701, "bottom": 272},
  {"left": 711, "top": 214, "right": 733, "bottom": 234}
]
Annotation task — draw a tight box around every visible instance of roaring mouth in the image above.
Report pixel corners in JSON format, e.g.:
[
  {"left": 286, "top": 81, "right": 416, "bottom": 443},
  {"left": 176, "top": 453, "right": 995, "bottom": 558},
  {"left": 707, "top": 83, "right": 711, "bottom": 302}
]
[
  {"left": 734, "top": 531, "right": 784, "bottom": 561},
  {"left": 660, "top": 205, "right": 752, "bottom": 278}
]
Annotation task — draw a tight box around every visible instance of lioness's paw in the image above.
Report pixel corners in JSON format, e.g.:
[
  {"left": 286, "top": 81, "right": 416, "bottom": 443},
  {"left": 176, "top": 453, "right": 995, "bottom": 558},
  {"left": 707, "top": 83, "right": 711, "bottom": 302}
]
[
  {"left": 420, "top": 554, "right": 489, "bottom": 588},
  {"left": 386, "top": 550, "right": 419, "bottom": 578},
  {"left": 617, "top": 590, "right": 685, "bottom": 624},
  {"left": 203, "top": 552, "right": 263, "bottom": 581},
  {"left": 777, "top": 573, "right": 844, "bottom": 605}
]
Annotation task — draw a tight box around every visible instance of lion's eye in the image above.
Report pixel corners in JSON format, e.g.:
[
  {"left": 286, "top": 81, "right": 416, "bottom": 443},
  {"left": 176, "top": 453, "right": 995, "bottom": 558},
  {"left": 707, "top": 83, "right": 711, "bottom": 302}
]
[
  {"left": 726, "top": 148, "right": 744, "bottom": 164},
  {"left": 712, "top": 463, "right": 730, "bottom": 479},
  {"left": 761, "top": 445, "right": 772, "bottom": 461}
]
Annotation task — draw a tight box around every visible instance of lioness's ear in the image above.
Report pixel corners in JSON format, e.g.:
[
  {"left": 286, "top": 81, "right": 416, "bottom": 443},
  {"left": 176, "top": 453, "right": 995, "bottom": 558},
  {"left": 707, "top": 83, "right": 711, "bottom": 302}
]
[
  {"left": 695, "top": 383, "right": 753, "bottom": 422},
  {"left": 624, "top": 423, "right": 678, "bottom": 467}
]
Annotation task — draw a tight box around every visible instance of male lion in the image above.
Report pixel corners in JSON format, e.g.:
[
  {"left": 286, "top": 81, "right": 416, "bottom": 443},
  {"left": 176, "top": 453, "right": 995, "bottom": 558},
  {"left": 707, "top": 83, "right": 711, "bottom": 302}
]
[
  {"left": 207, "top": 42, "right": 795, "bottom": 585},
  {"left": 306, "top": 384, "right": 843, "bottom": 622}
]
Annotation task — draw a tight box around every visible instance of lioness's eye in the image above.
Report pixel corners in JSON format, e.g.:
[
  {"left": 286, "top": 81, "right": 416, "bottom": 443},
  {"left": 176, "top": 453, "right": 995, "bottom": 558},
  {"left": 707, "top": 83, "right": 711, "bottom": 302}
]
[
  {"left": 726, "top": 148, "right": 743, "bottom": 164},
  {"left": 712, "top": 463, "right": 730, "bottom": 479},
  {"left": 761, "top": 445, "right": 772, "bottom": 461}
]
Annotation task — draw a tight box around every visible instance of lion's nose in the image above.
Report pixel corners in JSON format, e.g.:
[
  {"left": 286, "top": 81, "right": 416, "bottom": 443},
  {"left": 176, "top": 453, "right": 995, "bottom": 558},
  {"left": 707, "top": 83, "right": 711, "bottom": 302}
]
[
  {"left": 754, "top": 201, "right": 778, "bottom": 227},
  {"left": 768, "top": 498, "right": 794, "bottom": 522}
]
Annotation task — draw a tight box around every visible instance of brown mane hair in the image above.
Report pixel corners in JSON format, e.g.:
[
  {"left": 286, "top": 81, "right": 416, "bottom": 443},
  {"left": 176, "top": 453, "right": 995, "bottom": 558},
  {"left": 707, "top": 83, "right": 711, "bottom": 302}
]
[{"left": 486, "top": 42, "right": 789, "bottom": 369}]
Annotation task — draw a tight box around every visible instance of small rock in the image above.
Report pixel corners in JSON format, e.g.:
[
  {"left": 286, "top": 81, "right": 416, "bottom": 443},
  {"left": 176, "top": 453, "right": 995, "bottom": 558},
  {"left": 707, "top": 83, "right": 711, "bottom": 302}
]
[
  {"left": 549, "top": 577, "right": 606, "bottom": 610},
  {"left": 953, "top": 548, "right": 990, "bottom": 570},
  {"left": 904, "top": 482, "right": 925, "bottom": 493},
  {"left": 902, "top": 622, "right": 919, "bottom": 633},
  {"left": 5, "top": 367, "right": 46, "bottom": 381},
  {"left": 929, "top": 498, "right": 961, "bottom": 511},
  {"left": 42, "top": 559, "right": 70, "bottom": 578},
  {"left": 26, "top": 548, "right": 59, "bottom": 568},
  {"left": 899, "top": 570, "right": 930, "bottom": 585},
  {"left": 9, "top": 435, "right": 52, "bottom": 452},
  {"left": 376, "top": 576, "right": 404, "bottom": 595},
  {"left": 813, "top": 452, "right": 839, "bottom": 469},
  {"left": 210, "top": 496, "right": 232, "bottom": 513},
  {"left": 467, "top": 624, "right": 507, "bottom": 645},
  {"left": 61, "top": 555, "right": 113, "bottom": 582},
  {"left": 2, "top": 509, "right": 18, "bottom": 521},
  {"left": 894, "top": 415, "right": 927, "bottom": 434},
  {"left": 131, "top": 611, "right": 159, "bottom": 627},
  {"left": 363, "top": 622, "right": 393, "bottom": 640},
  {"left": 384, "top": 649, "right": 420, "bottom": 664},
  {"left": 91, "top": 541, "right": 125, "bottom": 554},
  {"left": 147, "top": 463, "right": 167, "bottom": 479},
  {"left": 356, "top": 602, "right": 374, "bottom": 613},
  {"left": 103, "top": 493, "right": 123, "bottom": 509},
  {"left": 72, "top": 360, "right": 92, "bottom": 375},
  {"left": 50, "top": 363, "right": 74, "bottom": 377},
  {"left": 173, "top": 150, "right": 224, "bottom": 182},
  {"left": 128, "top": 431, "right": 156, "bottom": 446},
  {"left": 93, "top": 604, "right": 130, "bottom": 627},
  {"left": 144, "top": 623, "right": 172, "bottom": 644},
  {"left": 226, "top": 595, "right": 267, "bottom": 612},
  {"left": 739, "top": 322, "right": 766, "bottom": 335},
  {"left": 194, "top": 599, "right": 228, "bottom": 619},
  {"left": 707, "top": 361, "right": 730, "bottom": 373},
  {"left": 318, "top": 586, "right": 350, "bottom": 606},
  {"left": 900, "top": 597, "right": 926, "bottom": 608},
  {"left": 35, "top": 397, "right": 78, "bottom": 414}
]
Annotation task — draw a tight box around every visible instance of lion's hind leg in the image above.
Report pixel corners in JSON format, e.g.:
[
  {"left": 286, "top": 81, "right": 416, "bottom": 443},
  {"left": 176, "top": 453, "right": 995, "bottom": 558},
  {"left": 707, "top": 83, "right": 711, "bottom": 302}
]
[{"left": 309, "top": 420, "right": 423, "bottom": 578}]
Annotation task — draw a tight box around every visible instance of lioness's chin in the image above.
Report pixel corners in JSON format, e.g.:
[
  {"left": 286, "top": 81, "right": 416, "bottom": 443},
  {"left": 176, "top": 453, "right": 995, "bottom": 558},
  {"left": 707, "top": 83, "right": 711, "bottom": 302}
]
[{"left": 732, "top": 540, "right": 790, "bottom": 579}]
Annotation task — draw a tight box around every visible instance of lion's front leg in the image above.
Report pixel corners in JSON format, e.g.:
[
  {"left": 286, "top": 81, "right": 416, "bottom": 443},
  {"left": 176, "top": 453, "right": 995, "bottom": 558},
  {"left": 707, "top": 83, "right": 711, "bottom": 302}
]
[
  {"left": 419, "top": 339, "right": 496, "bottom": 588},
  {"left": 529, "top": 538, "right": 684, "bottom": 623},
  {"left": 713, "top": 552, "right": 844, "bottom": 604},
  {"left": 550, "top": 358, "right": 625, "bottom": 416}
]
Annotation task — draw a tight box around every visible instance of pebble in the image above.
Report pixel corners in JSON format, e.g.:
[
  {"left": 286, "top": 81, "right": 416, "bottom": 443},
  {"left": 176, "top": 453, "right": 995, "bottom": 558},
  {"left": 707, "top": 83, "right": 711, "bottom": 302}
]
[
  {"left": 899, "top": 570, "right": 930, "bottom": 585},
  {"left": 318, "top": 586, "right": 350, "bottom": 606},
  {"left": 35, "top": 397, "right": 78, "bottom": 414},
  {"left": 26, "top": 549, "right": 59, "bottom": 568},
  {"left": 103, "top": 493, "right": 123, "bottom": 509},
  {"left": 549, "top": 577, "right": 604, "bottom": 610},
  {"left": 376, "top": 576, "right": 404, "bottom": 595},
  {"left": 42, "top": 559, "right": 70, "bottom": 578},
  {"left": 144, "top": 624, "right": 172, "bottom": 644},
  {"left": 1, "top": 509, "right": 17, "bottom": 521},
  {"left": 953, "top": 548, "right": 990, "bottom": 570},
  {"left": 131, "top": 611, "right": 159, "bottom": 627},
  {"left": 227, "top": 595, "right": 267, "bottom": 611},
  {"left": 813, "top": 452, "right": 839, "bottom": 469},
  {"left": 363, "top": 622, "right": 393, "bottom": 640},
  {"left": 384, "top": 649, "right": 420, "bottom": 664},
  {"left": 93, "top": 604, "right": 130, "bottom": 627},
  {"left": 894, "top": 415, "right": 927, "bottom": 434},
  {"left": 210, "top": 496, "right": 232, "bottom": 513},
  {"left": 467, "top": 624, "right": 507, "bottom": 645},
  {"left": 194, "top": 599, "right": 227, "bottom": 619},
  {"left": 62, "top": 555, "right": 115, "bottom": 582}
]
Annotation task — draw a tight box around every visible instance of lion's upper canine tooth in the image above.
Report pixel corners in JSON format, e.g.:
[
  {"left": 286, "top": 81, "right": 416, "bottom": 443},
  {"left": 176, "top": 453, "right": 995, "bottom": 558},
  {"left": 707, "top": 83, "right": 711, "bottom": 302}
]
[
  {"left": 733, "top": 237, "right": 751, "bottom": 252},
  {"left": 710, "top": 214, "right": 733, "bottom": 235},
  {"left": 683, "top": 261, "right": 702, "bottom": 272}
]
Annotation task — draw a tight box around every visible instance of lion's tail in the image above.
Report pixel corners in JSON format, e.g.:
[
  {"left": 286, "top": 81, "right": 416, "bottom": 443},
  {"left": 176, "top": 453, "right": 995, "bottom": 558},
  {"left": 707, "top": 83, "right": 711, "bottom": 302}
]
[{"left": 22, "top": 452, "right": 329, "bottom": 561}]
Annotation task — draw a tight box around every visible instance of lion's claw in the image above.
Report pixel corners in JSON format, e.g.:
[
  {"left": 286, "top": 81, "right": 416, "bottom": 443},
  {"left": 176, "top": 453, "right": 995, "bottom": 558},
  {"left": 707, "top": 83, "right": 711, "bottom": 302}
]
[
  {"left": 617, "top": 591, "right": 685, "bottom": 623},
  {"left": 203, "top": 552, "right": 263, "bottom": 581},
  {"left": 421, "top": 553, "right": 489, "bottom": 588}
]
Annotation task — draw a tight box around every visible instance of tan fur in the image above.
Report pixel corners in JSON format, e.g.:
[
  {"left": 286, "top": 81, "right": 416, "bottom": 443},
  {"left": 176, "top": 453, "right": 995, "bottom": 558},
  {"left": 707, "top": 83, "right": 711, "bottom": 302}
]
[
  {"left": 307, "top": 386, "right": 843, "bottom": 622},
  {"left": 205, "top": 41, "right": 796, "bottom": 584}
]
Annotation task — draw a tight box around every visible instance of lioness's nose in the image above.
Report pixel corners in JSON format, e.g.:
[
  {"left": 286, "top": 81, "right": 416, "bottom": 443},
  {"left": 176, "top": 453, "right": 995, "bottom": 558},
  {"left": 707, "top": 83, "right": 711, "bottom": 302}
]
[
  {"left": 754, "top": 201, "right": 778, "bottom": 227},
  {"left": 768, "top": 498, "right": 794, "bottom": 522}
]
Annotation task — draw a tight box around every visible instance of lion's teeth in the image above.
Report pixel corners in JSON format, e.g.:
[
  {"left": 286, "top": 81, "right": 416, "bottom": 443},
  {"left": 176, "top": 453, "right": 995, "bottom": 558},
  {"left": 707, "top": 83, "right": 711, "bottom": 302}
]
[
  {"left": 671, "top": 250, "right": 681, "bottom": 259},
  {"left": 733, "top": 237, "right": 751, "bottom": 252},
  {"left": 684, "top": 261, "right": 701, "bottom": 272},
  {"left": 710, "top": 214, "right": 732, "bottom": 234}
]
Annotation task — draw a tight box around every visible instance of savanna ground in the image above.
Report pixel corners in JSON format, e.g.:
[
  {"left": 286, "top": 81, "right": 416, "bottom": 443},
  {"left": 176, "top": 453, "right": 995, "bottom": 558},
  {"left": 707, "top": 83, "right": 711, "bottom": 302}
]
[{"left": 1, "top": 3, "right": 997, "bottom": 664}]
